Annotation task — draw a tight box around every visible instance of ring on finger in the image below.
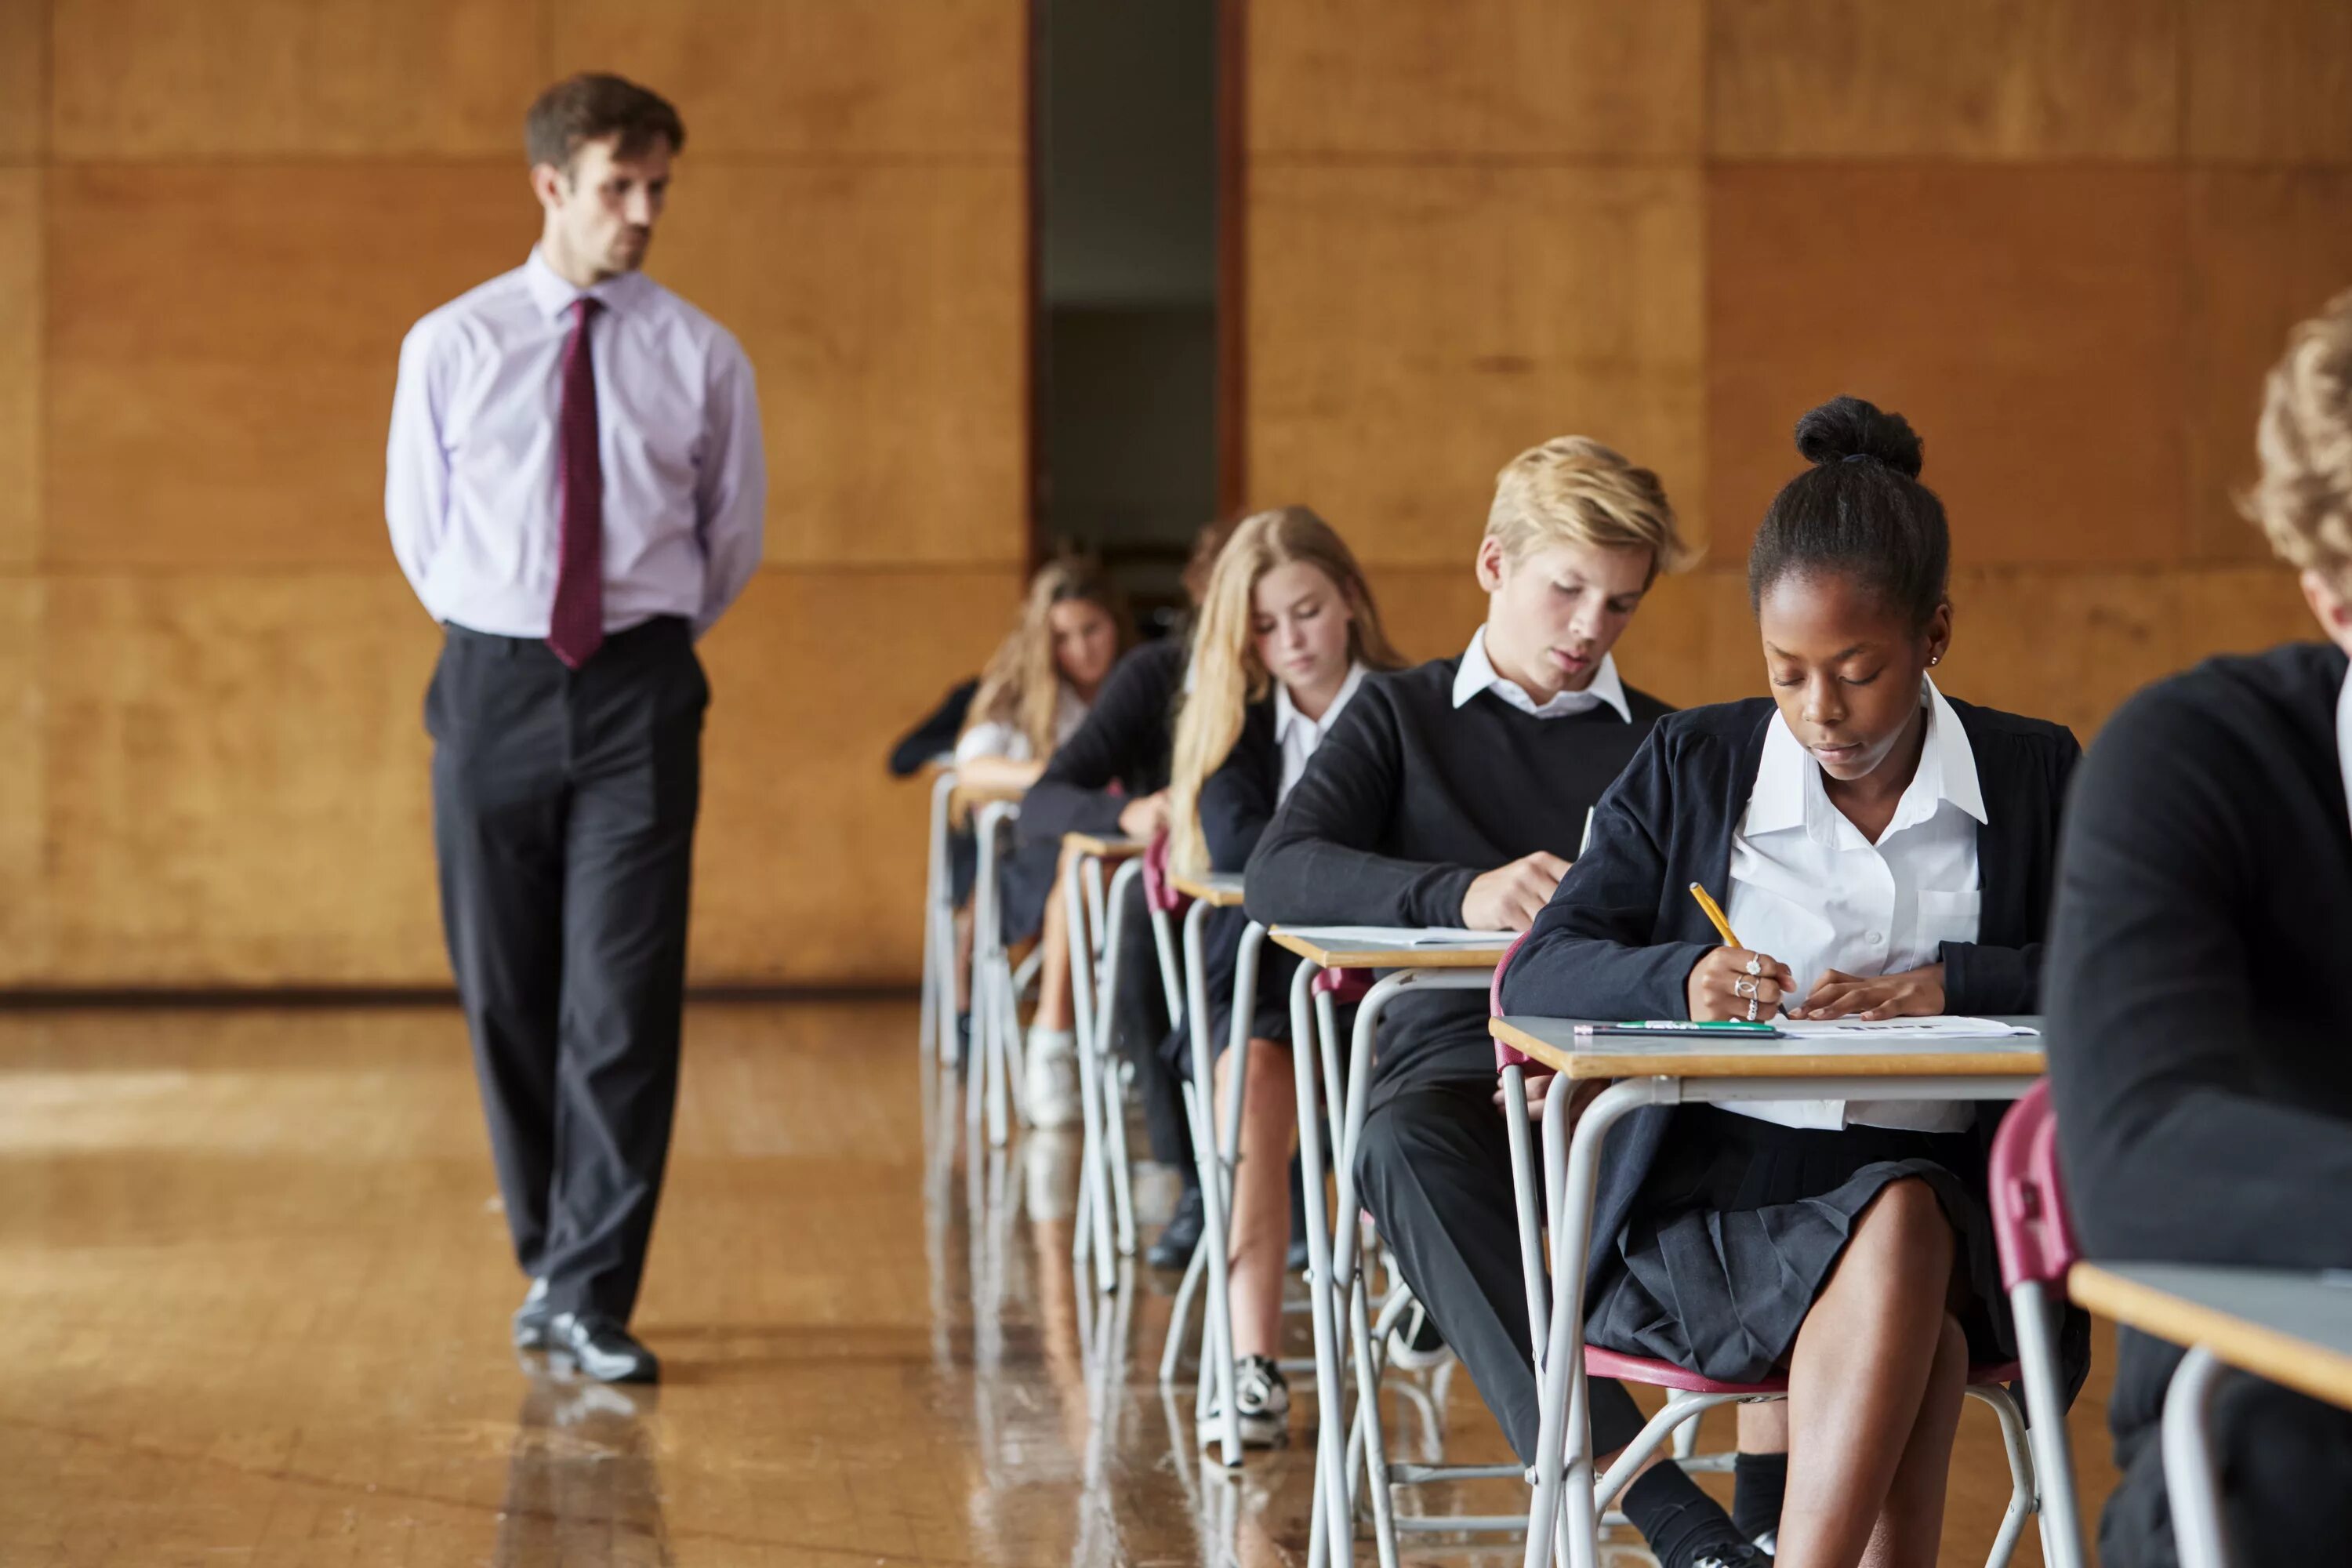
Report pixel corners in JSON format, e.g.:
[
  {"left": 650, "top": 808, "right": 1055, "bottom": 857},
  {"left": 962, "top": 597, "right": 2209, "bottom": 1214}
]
[
  {"left": 1733, "top": 976, "right": 1758, "bottom": 1000},
  {"left": 1744, "top": 954, "right": 1762, "bottom": 978},
  {"left": 1746, "top": 996, "right": 1759, "bottom": 1022}
]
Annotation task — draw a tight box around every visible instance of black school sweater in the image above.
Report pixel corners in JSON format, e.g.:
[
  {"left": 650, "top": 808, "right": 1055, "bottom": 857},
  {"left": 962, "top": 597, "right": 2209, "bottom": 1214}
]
[
  {"left": 1243, "top": 656, "right": 1671, "bottom": 1086},
  {"left": 1019, "top": 637, "right": 1185, "bottom": 845},
  {"left": 2045, "top": 642, "right": 2352, "bottom": 1452}
]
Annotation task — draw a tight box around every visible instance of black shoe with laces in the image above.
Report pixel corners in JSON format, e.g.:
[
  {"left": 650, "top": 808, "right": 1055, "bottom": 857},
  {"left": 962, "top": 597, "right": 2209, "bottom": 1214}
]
[
  {"left": 1146, "top": 1183, "right": 1204, "bottom": 1269},
  {"left": 1197, "top": 1353, "right": 1290, "bottom": 1450},
  {"left": 512, "top": 1277, "right": 554, "bottom": 1350},
  {"left": 550, "top": 1312, "right": 660, "bottom": 1384}
]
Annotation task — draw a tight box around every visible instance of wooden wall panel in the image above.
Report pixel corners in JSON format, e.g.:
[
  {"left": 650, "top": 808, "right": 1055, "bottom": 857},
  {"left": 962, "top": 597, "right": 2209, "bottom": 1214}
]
[
  {"left": 45, "top": 165, "right": 529, "bottom": 569},
  {"left": 1247, "top": 0, "right": 1701, "bottom": 159},
  {"left": 654, "top": 164, "right": 1027, "bottom": 569},
  {"left": 1250, "top": 164, "right": 1704, "bottom": 568},
  {"left": 688, "top": 568, "right": 1023, "bottom": 984},
  {"left": 2186, "top": 0, "right": 2352, "bottom": 163},
  {"left": 0, "top": 579, "right": 46, "bottom": 985},
  {"left": 550, "top": 0, "right": 1027, "bottom": 159},
  {"left": 0, "top": 169, "right": 36, "bottom": 568},
  {"left": 2186, "top": 170, "right": 2352, "bottom": 558},
  {"left": 40, "top": 574, "right": 445, "bottom": 985},
  {"left": 1708, "top": 0, "right": 2179, "bottom": 160},
  {"left": 0, "top": 0, "right": 42, "bottom": 161},
  {"left": 49, "top": 0, "right": 543, "bottom": 159},
  {"left": 1708, "top": 165, "right": 2187, "bottom": 568}
]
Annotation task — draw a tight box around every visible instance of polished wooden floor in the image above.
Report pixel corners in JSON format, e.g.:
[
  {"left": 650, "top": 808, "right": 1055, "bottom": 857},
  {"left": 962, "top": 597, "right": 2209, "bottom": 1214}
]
[{"left": 0, "top": 1000, "right": 2119, "bottom": 1565}]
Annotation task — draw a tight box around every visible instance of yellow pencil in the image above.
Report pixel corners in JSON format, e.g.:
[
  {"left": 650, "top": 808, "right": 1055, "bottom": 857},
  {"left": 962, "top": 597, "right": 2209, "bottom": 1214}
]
[{"left": 1687, "top": 881, "right": 1740, "bottom": 948}]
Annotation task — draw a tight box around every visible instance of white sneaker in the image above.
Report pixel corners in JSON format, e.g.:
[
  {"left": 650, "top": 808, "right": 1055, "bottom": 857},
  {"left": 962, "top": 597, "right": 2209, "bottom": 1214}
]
[
  {"left": 1198, "top": 1354, "right": 1290, "bottom": 1449},
  {"left": 1022, "top": 1028, "right": 1080, "bottom": 1127}
]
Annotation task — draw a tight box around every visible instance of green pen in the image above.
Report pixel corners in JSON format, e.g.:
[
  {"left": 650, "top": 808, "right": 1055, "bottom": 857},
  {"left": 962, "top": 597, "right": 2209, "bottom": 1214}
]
[{"left": 1574, "top": 1020, "right": 1786, "bottom": 1039}]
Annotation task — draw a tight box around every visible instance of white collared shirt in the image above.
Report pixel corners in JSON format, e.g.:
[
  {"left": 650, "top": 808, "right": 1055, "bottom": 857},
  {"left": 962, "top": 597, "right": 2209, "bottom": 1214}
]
[
  {"left": 1451, "top": 627, "right": 1632, "bottom": 723},
  {"left": 1274, "top": 662, "right": 1368, "bottom": 800},
  {"left": 2336, "top": 664, "right": 2352, "bottom": 832},
  {"left": 954, "top": 683, "right": 1092, "bottom": 766},
  {"left": 1722, "top": 677, "right": 1985, "bottom": 1133},
  {"left": 386, "top": 248, "right": 767, "bottom": 640}
]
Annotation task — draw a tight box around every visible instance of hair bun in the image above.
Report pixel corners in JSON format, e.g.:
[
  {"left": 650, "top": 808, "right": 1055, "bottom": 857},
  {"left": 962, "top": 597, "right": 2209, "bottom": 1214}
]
[{"left": 1794, "top": 395, "right": 1924, "bottom": 479}]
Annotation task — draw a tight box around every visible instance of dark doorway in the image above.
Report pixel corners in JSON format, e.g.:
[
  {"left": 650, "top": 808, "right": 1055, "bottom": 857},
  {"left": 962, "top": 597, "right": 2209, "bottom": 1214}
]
[{"left": 1032, "top": 0, "right": 1225, "bottom": 626}]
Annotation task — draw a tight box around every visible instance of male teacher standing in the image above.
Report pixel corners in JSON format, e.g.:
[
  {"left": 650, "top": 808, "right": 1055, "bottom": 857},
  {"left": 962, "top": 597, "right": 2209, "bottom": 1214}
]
[{"left": 386, "top": 74, "right": 765, "bottom": 1383}]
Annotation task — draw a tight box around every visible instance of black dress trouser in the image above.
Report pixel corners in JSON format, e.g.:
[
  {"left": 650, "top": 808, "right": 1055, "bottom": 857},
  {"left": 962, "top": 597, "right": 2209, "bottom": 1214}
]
[
  {"left": 428, "top": 616, "right": 706, "bottom": 1325},
  {"left": 1356, "top": 1069, "right": 1643, "bottom": 1464}
]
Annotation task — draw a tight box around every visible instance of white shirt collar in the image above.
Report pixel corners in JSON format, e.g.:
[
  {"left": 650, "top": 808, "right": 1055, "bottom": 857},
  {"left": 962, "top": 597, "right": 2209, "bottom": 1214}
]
[
  {"left": 1745, "top": 674, "right": 1986, "bottom": 843},
  {"left": 524, "top": 246, "right": 644, "bottom": 321},
  {"left": 1275, "top": 662, "right": 1367, "bottom": 747},
  {"left": 1450, "top": 626, "right": 1632, "bottom": 723}
]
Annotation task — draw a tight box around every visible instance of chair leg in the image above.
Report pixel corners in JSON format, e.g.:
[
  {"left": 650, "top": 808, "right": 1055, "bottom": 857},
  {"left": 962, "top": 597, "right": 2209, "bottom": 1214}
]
[{"left": 1965, "top": 1382, "right": 2040, "bottom": 1568}]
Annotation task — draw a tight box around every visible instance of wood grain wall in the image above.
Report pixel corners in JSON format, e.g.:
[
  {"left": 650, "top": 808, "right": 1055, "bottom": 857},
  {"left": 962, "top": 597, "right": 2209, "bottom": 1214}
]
[
  {"left": 1244, "top": 0, "right": 2352, "bottom": 742},
  {"left": 1, "top": 0, "right": 1029, "bottom": 986}
]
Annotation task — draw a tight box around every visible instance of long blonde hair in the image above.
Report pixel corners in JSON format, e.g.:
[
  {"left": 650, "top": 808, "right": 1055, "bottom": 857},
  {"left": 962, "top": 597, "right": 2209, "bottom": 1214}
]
[
  {"left": 962, "top": 554, "right": 1133, "bottom": 760},
  {"left": 1167, "top": 508, "right": 1404, "bottom": 876}
]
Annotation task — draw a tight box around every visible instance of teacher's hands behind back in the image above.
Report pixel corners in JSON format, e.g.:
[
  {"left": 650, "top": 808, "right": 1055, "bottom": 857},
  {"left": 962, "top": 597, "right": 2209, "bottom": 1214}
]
[
  {"left": 1687, "top": 946, "right": 1797, "bottom": 1021},
  {"left": 1791, "top": 962, "right": 1944, "bottom": 1022},
  {"left": 1462, "top": 850, "right": 1571, "bottom": 931}
]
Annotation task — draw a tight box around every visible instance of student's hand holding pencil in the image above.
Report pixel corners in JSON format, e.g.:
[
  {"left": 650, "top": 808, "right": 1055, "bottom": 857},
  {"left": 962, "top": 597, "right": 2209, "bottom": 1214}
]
[{"left": 1686, "top": 946, "right": 1797, "bottom": 1022}]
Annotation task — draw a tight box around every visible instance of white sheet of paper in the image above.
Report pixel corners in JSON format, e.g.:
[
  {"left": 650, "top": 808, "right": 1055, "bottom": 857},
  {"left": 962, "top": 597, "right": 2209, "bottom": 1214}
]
[
  {"left": 1776, "top": 1014, "right": 2038, "bottom": 1040},
  {"left": 1279, "top": 925, "right": 1502, "bottom": 946}
]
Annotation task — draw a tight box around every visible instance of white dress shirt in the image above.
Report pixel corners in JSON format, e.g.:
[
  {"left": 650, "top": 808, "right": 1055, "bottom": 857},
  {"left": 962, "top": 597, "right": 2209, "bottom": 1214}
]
[
  {"left": 953, "top": 684, "right": 1091, "bottom": 767},
  {"left": 386, "top": 248, "right": 767, "bottom": 640},
  {"left": 1274, "top": 662, "right": 1368, "bottom": 800},
  {"left": 2336, "top": 664, "right": 2352, "bottom": 831},
  {"left": 1452, "top": 627, "right": 1632, "bottom": 723},
  {"left": 1723, "top": 677, "right": 1985, "bottom": 1132}
]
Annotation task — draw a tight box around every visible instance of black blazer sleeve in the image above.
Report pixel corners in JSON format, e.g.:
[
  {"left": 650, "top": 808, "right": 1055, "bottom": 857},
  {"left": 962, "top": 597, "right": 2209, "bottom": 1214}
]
[
  {"left": 2048, "top": 683, "right": 2352, "bottom": 1266},
  {"left": 1938, "top": 724, "right": 2082, "bottom": 1014},
  {"left": 1199, "top": 706, "right": 1280, "bottom": 873},
  {"left": 1499, "top": 725, "right": 1713, "bottom": 1020},
  {"left": 1243, "top": 683, "right": 1481, "bottom": 928},
  {"left": 887, "top": 679, "right": 975, "bottom": 778},
  {"left": 1020, "top": 642, "right": 1178, "bottom": 844}
]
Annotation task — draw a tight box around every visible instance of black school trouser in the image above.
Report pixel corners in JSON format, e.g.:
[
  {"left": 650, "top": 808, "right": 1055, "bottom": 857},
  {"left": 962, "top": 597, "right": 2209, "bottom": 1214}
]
[
  {"left": 1356, "top": 1070, "right": 1642, "bottom": 1465},
  {"left": 428, "top": 616, "right": 706, "bottom": 1326},
  {"left": 2102, "top": 1331, "right": 2352, "bottom": 1565}
]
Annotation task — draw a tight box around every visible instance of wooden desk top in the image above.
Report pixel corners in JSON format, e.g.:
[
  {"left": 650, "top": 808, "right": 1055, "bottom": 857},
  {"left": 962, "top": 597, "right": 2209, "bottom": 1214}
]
[
  {"left": 1490, "top": 1014, "right": 2046, "bottom": 1080},
  {"left": 951, "top": 781, "right": 1026, "bottom": 813},
  {"left": 1171, "top": 871, "right": 1247, "bottom": 908},
  {"left": 1269, "top": 927, "right": 1513, "bottom": 971},
  {"left": 1062, "top": 832, "right": 1146, "bottom": 860},
  {"left": 2069, "top": 1262, "right": 2352, "bottom": 1412}
]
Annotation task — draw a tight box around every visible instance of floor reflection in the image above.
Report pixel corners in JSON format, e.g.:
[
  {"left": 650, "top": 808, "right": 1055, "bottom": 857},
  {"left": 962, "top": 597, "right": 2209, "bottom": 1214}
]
[{"left": 495, "top": 1370, "right": 669, "bottom": 1567}]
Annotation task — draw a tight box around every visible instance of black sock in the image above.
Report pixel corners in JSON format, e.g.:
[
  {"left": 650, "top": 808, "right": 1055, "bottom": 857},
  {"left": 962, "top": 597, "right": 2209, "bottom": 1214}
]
[
  {"left": 1732, "top": 1450, "right": 1788, "bottom": 1544},
  {"left": 1618, "top": 1463, "right": 1752, "bottom": 1568}
]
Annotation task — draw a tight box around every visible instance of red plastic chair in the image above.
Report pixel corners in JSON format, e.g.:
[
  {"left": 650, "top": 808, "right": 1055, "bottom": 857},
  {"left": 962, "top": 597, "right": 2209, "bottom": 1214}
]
[{"left": 1987, "top": 1080, "right": 2092, "bottom": 1568}]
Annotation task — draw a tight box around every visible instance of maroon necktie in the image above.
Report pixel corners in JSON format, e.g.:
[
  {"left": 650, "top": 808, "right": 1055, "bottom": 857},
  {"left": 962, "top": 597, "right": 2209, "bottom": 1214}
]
[{"left": 548, "top": 296, "right": 604, "bottom": 670}]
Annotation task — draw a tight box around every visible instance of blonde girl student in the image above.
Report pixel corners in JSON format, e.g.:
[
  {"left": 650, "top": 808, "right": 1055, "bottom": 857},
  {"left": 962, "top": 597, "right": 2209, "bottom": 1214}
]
[
  {"left": 950, "top": 557, "right": 1130, "bottom": 1091},
  {"left": 1161, "top": 506, "right": 1407, "bottom": 1445}
]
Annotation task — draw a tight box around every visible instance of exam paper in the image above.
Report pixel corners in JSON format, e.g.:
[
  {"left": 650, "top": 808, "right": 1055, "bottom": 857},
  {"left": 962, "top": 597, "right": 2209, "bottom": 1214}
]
[
  {"left": 1777, "top": 1015, "right": 2039, "bottom": 1040},
  {"left": 1279, "top": 926, "right": 1502, "bottom": 946}
]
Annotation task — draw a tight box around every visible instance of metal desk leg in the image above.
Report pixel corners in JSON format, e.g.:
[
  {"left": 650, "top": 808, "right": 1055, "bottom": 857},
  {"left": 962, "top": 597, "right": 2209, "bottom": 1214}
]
[
  {"left": 1097, "top": 859, "right": 1144, "bottom": 1258},
  {"left": 1183, "top": 899, "right": 1243, "bottom": 1467},
  {"left": 1292, "top": 960, "right": 1352, "bottom": 1568},
  {"left": 1065, "top": 855, "right": 1116, "bottom": 1294},
  {"left": 2012, "top": 1277, "right": 2089, "bottom": 1568},
  {"left": 2162, "top": 1346, "right": 2234, "bottom": 1568}
]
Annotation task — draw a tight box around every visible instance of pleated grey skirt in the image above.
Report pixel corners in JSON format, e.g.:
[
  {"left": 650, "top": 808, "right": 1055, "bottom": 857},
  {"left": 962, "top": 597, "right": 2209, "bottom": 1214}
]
[{"left": 1584, "top": 1104, "right": 2007, "bottom": 1385}]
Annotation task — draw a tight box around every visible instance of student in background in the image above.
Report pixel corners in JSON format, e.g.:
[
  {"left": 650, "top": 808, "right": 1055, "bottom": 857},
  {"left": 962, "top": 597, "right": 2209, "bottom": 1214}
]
[
  {"left": 1249, "top": 439, "right": 1791, "bottom": 1560},
  {"left": 2047, "top": 291, "right": 2352, "bottom": 1564},
  {"left": 1019, "top": 520, "right": 1234, "bottom": 1239},
  {"left": 1502, "top": 397, "right": 2080, "bottom": 1568},
  {"left": 1163, "top": 506, "right": 1406, "bottom": 1445},
  {"left": 952, "top": 557, "right": 1130, "bottom": 1109}
]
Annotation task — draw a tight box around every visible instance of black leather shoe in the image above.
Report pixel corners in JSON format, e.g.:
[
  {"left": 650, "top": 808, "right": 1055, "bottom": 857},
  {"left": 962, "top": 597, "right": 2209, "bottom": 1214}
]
[
  {"left": 512, "top": 1278, "right": 554, "bottom": 1350},
  {"left": 1146, "top": 1183, "right": 1205, "bottom": 1269},
  {"left": 550, "top": 1312, "right": 660, "bottom": 1384}
]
